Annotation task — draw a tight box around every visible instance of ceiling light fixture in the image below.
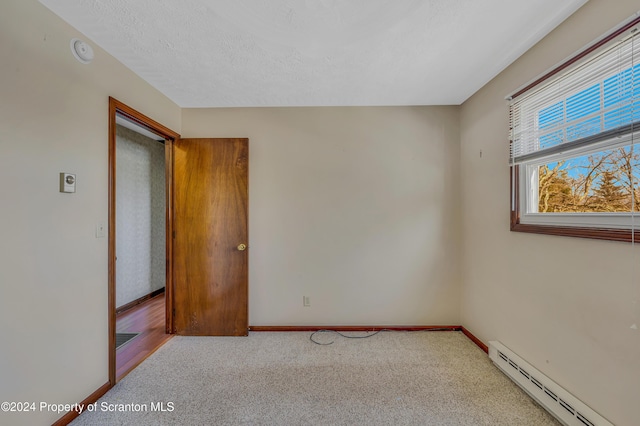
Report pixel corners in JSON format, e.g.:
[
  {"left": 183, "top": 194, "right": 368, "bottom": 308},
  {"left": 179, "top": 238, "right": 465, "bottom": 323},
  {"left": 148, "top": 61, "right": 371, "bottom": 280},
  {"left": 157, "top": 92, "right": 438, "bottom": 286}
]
[{"left": 70, "top": 38, "right": 94, "bottom": 64}]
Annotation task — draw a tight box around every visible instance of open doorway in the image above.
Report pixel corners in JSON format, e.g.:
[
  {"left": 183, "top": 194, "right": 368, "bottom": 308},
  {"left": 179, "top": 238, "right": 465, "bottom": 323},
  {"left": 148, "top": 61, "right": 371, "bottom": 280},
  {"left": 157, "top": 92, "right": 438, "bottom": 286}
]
[
  {"left": 108, "top": 97, "right": 180, "bottom": 384},
  {"left": 114, "top": 115, "right": 167, "bottom": 379}
]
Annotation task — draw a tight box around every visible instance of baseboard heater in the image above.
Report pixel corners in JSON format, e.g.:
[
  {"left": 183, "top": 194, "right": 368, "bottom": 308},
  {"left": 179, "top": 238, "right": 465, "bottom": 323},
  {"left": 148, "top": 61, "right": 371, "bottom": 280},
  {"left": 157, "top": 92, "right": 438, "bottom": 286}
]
[{"left": 488, "top": 341, "right": 613, "bottom": 426}]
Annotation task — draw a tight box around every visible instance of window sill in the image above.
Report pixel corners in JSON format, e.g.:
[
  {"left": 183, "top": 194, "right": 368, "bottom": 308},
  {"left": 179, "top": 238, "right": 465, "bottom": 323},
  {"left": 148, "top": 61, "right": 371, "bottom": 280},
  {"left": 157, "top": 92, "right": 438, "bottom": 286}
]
[
  {"left": 510, "top": 165, "right": 640, "bottom": 243},
  {"left": 510, "top": 222, "right": 638, "bottom": 243}
]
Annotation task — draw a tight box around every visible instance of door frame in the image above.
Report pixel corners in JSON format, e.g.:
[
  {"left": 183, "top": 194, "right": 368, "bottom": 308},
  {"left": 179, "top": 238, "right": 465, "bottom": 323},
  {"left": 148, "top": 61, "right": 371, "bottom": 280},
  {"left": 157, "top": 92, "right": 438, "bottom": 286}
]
[{"left": 108, "top": 97, "right": 180, "bottom": 385}]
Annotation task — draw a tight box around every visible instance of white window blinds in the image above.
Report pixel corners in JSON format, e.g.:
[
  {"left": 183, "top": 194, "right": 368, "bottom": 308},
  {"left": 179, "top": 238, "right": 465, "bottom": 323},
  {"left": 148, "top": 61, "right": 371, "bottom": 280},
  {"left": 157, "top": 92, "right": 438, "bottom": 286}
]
[{"left": 509, "top": 25, "right": 640, "bottom": 165}]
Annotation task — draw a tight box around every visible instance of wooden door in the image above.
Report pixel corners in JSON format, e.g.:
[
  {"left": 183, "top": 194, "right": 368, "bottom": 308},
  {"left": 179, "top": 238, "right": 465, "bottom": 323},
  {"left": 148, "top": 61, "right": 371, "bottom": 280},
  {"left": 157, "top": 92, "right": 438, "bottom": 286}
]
[{"left": 173, "top": 138, "right": 248, "bottom": 336}]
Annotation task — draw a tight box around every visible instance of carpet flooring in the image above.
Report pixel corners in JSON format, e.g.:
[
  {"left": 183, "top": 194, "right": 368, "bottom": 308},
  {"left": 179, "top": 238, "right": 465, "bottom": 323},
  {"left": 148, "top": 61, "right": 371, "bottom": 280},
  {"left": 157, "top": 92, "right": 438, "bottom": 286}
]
[{"left": 71, "top": 331, "right": 560, "bottom": 425}]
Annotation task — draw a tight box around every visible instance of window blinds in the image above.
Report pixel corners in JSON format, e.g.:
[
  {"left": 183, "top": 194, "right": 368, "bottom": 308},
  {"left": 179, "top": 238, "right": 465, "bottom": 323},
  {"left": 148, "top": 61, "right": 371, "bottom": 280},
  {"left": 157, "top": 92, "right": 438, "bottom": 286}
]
[{"left": 509, "top": 25, "right": 640, "bottom": 165}]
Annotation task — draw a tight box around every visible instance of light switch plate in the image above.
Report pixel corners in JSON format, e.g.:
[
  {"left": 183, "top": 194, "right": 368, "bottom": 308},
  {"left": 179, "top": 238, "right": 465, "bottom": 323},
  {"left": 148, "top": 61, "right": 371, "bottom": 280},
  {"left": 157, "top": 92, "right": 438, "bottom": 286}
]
[
  {"left": 96, "top": 222, "right": 106, "bottom": 238},
  {"left": 60, "top": 173, "right": 76, "bottom": 193}
]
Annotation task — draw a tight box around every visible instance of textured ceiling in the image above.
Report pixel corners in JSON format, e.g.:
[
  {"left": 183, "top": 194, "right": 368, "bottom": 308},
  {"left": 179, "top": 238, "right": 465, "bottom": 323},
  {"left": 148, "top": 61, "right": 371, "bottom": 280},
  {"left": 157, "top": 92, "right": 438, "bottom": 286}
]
[{"left": 39, "top": 0, "right": 587, "bottom": 107}]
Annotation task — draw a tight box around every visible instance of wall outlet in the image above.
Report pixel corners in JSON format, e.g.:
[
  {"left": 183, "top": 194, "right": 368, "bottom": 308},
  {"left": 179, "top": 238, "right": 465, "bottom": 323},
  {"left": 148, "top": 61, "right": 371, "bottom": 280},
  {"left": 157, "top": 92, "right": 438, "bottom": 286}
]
[{"left": 303, "top": 296, "right": 310, "bottom": 307}]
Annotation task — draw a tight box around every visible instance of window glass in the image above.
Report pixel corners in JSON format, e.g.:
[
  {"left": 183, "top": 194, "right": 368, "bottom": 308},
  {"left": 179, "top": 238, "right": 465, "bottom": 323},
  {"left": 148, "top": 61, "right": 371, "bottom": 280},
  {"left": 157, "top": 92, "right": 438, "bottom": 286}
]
[{"left": 534, "top": 145, "right": 639, "bottom": 213}]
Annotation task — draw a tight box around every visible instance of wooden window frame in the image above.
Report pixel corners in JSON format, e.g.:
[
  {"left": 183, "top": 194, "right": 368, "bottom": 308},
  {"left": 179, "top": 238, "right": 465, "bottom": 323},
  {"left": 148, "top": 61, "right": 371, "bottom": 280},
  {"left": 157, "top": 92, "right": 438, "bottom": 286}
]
[
  {"left": 510, "top": 165, "right": 640, "bottom": 242},
  {"left": 509, "top": 16, "right": 640, "bottom": 243}
]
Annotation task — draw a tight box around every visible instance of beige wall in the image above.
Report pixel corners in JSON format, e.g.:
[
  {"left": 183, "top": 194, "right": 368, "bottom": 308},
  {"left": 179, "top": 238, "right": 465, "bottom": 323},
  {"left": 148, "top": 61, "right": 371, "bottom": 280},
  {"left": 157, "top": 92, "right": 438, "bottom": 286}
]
[
  {"left": 0, "top": 1, "right": 180, "bottom": 425},
  {"left": 460, "top": 1, "right": 640, "bottom": 425},
  {"left": 6, "top": 0, "right": 638, "bottom": 424},
  {"left": 183, "top": 106, "right": 461, "bottom": 326}
]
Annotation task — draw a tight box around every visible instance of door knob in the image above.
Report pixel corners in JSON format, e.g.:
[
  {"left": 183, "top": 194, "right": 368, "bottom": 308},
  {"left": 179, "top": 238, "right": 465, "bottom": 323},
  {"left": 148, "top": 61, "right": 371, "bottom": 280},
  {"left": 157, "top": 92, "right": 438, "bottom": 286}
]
[{"left": 237, "top": 244, "right": 247, "bottom": 251}]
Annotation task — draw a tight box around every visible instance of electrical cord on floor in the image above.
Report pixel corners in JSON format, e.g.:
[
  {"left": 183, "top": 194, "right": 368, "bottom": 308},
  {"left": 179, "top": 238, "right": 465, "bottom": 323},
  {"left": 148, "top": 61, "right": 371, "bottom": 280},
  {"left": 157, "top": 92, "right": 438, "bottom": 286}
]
[{"left": 309, "top": 328, "right": 455, "bottom": 345}]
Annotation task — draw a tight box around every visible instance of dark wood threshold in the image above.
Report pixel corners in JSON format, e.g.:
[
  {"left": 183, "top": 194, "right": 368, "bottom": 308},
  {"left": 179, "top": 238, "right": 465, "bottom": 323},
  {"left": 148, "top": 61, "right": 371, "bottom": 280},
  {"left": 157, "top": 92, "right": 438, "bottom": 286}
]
[
  {"left": 116, "top": 292, "right": 172, "bottom": 381},
  {"left": 51, "top": 382, "right": 111, "bottom": 426},
  {"left": 116, "top": 335, "right": 173, "bottom": 382},
  {"left": 56, "top": 294, "right": 172, "bottom": 424},
  {"left": 116, "top": 287, "right": 165, "bottom": 315}
]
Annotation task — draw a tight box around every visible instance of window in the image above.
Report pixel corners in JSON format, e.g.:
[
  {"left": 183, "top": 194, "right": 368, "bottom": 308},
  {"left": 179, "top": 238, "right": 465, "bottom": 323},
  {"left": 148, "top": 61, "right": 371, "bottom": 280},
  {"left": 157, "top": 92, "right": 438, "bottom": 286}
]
[{"left": 509, "top": 15, "right": 640, "bottom": 242}]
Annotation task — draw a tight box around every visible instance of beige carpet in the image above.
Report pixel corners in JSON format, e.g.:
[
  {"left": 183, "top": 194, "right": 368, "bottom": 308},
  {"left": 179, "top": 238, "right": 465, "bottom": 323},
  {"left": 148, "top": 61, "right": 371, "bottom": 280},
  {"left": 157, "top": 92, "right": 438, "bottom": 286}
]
[{"left": 71, "top": 331, "right": 560, "bottom": 425}]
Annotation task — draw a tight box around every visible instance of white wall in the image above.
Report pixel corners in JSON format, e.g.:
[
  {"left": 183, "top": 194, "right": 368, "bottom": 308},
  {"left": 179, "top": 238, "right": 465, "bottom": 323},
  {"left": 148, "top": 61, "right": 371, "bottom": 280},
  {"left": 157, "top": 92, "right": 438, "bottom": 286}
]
[
  {"left": 183, "top": 106, "right": 461, "bottom": 326},
  {"left": 460, "top": 1, "right": 640, "bottom": 425},
  {"left": 116, "top": 125, "right": 166, "bottom": 308},
  {"left": 0, "top": 1, "right": 180, "bottom": 425}
]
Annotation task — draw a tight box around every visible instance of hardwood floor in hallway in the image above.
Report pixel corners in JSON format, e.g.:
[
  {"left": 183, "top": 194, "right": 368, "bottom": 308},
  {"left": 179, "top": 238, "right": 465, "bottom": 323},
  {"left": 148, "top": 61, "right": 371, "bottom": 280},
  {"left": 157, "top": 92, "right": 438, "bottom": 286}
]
[{"left": 116, "top": 292, "right": 172, "bottom": 381}]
